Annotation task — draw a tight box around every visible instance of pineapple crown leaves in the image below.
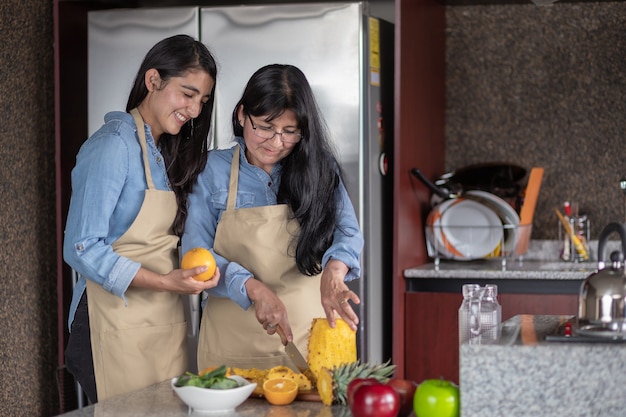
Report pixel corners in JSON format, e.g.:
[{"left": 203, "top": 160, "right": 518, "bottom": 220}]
[{"left": 332, "top": 359, "right": 397, "bottom": 405}]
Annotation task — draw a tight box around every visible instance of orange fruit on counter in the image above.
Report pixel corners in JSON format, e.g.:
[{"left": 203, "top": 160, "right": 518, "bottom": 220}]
[
  {"left": 262, "top": 378, "right": 298, "bottom": 406},
  {"left": 181, "top": 247, "right": 216, "bottom": 281}
]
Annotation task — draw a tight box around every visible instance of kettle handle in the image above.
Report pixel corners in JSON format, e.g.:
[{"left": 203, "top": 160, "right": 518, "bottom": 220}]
[{"left": 597, "top": 222, "right": 626, "bottom": 266}]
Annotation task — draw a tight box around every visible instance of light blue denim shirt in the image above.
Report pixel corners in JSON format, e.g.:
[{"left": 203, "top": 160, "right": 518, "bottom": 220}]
[
  {"left": 182, "top": 138, "right": 364, "bottom": 311},
  {"left": 64, "top": 111, "right": 174, "bottom": 329}
]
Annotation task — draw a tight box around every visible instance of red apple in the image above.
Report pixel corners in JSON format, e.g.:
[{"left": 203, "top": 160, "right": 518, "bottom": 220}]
[
  {"left": 350, "top": 383, "right": 400, "bottom": 417},
  {"left": 413, "top": 378, "right": 459, "bottom": 417},
  {"left": 347, "top": 378, "right": 380, "bottom": 406},
  {"left": 387, "top": 378, "right": 418, "bottom": 417}
]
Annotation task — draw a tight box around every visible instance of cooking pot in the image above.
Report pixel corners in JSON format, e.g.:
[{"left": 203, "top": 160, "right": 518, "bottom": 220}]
[{"left": 577, "top": 222, "right": 626, "bottom": 339}]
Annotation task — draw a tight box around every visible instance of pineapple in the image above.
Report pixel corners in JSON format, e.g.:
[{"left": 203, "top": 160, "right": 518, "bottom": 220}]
[
  {"left": 316, "top": 360, "right": 396, "bottom": 406},
  {"left": 306, "top": 317, "right": 396, "bottom": 406},
  {"left": 307, "top": 318, "right": 357, "bottom": 378}
]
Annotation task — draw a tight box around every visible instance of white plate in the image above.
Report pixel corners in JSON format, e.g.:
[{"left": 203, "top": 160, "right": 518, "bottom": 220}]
[
  {"left": 439, "top": 199, "right": 503, "bottom": 260},
  {"left": 464, "top": 190, "right": 520, "bottom": 254},
  {"left": 426, "top": 199, "right": 457, "bottom": 258}
]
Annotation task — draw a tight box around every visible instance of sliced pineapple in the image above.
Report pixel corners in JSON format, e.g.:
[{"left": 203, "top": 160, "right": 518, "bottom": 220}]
[{"left": 267, "top": 365, "right": 313, "bottom": 391}]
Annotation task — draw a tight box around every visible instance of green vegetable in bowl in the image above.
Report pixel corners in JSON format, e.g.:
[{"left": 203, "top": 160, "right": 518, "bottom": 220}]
[{"left": 175, "top": 365, "right": 240, "bottom": 389}]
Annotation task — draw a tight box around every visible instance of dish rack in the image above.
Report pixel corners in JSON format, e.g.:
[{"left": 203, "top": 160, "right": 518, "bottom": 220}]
[{"left": 425, "top": 223, "right": 533, "bottom": 270}]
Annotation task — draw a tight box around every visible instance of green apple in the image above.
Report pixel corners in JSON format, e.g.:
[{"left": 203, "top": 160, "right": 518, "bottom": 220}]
[{"left": 413, "top": 378, "right": 459, "bottom": 417}]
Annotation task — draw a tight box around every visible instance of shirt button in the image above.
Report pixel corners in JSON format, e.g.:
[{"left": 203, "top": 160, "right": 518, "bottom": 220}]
[
  {"left": 157, "top": 156, "right": 162, "bottom": 163},
  {"left": 76, "top": 243, "right": 84, "bottom": 251}
]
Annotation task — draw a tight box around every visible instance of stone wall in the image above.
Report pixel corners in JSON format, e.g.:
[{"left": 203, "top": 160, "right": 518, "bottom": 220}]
[
  {"left": 446, "top": 1, "right": 626, "bottom": 241},
  {"left": 0, "top": 0, "right": 59, "bottom": 416}
]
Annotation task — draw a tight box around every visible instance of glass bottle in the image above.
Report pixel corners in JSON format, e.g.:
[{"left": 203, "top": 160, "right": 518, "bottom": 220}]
[
  {"left": 458, "top": 284, "right": 481, "bottom": 344},
  {"left": 480, "top": 284, "right": 501, "bottom": 340}
]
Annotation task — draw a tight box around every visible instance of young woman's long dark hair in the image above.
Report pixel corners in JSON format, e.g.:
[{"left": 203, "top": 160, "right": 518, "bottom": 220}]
[
  {"left": 232, "top": 64, "right": 346, "bottom": 276},
  {"left": 126, "top": 34, "right": 217, "bottom": 235}
]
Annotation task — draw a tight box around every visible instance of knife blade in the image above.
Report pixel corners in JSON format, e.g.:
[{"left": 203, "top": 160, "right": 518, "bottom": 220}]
[{"left": 284, "top": 341, "right": 317, "bottom": 384}]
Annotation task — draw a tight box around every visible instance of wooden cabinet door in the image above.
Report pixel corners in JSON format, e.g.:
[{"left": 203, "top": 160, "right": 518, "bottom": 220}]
[
  {"left": 404, "top": 291, "right": 579, "bottom": 384},
  {"left": 404, "top": 292, "right": 460, "bottom": 384},
  {"left": 500, "top": 293, "right": 578, "bottom": 320}
]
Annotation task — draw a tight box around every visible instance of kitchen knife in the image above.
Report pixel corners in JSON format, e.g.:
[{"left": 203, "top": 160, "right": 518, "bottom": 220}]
[{"left": 284, "top": 341, "right": 317, "bottom": 384}]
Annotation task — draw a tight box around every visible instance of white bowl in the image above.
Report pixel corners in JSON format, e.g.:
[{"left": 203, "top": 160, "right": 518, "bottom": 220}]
[{"left": 171, "top": 375, "right": 256, "bottom": 413}]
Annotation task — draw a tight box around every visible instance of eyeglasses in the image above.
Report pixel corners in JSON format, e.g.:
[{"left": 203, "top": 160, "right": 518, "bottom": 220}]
[{"left": 247, "top": 114, "right": 302, "bottom": 144}]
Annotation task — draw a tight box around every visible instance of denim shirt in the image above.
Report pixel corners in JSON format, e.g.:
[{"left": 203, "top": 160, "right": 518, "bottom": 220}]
[
  {"left": 182, "top": 138, "right": 364, "bottom": 311},
  {"left": 64, "top": 111, "right": 173, "bottom": 329}
]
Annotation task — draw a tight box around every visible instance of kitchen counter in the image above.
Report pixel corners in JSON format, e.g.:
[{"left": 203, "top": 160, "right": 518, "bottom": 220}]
[
  {"left": 404, "top": 240, "right": 605, "bottom": 292},
  {"left": 405, "top": 259, "right": 594, "bottom": 279},
  {"left": 404, "top": 259, "right": 593, "bottom": 294},
  {"left": 460, "top": 315, "right": 626, "bottom": 417},
  {"left": 55, "top": 380, "right": 353, "bottom": 417}
]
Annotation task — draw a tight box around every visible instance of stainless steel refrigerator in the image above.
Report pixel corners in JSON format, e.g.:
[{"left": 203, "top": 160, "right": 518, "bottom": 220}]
[{"left": 87, "top": 2, "right": 394, "bottom": 364}]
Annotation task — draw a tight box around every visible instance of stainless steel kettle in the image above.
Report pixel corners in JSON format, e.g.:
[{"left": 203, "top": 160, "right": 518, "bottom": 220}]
[{"left": 578, "top": 222, "right": 626, "bottom": 337}]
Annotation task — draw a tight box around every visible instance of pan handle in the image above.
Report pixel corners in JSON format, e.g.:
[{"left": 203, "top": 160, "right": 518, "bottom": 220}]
[{"left": 410, "top": 168, "right": 453, "bottom": 199}]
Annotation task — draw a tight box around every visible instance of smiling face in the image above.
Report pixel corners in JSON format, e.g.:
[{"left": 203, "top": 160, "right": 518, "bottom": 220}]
[
  {"left": 138, "top": 68, "right": 215, "bottom": 143},
  {"left": 238, "top": 107, "right": 300, "bottom": 174}
]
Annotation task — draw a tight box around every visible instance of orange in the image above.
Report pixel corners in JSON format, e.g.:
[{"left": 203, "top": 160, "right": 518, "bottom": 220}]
[
  {"left": 181, "top": 247, "right": 217, "bottom": 281},
  {"left": 262, "top": 378, "right": 298, "bottom": 406}
]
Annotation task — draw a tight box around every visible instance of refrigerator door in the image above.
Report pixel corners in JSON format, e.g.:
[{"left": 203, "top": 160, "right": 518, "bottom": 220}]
[
  {"left": 88, "top": 7, "right": 200, "bottom": 136},
  {"left": 200, "top": 3, "right": 361, "bottom": 174},
  {"left": 200, "top": 3, "right": 388, "bottom": 361}
]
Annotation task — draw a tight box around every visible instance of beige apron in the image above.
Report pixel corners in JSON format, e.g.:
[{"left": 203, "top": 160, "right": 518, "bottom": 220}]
[
  {"left": 197, "top": 145, "right": 325, "bottom": 370},
  {"left": 86, "top": 108, "right": 187, "bottom": 400}
]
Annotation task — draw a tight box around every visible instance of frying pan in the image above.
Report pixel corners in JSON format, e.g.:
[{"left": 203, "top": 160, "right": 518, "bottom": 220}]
[{"left": 411, "top": 163, "right": 527, "bottom": 210}]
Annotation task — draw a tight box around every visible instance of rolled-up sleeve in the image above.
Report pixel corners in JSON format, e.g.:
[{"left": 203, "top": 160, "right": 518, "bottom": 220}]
[
  {"left": 321, "top": 180, "right": 364, "bottom": 281},
  {"left": 63, "top": 128, "right": 140, "bottom": 299}
]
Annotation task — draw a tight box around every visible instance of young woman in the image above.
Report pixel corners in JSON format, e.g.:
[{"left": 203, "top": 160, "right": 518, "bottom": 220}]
[
  {"left": 63, "top": 34, "right": 220, "bottom": 402},
  {"left": 183, "top": 64, "right": 364, "bottom": 370}
]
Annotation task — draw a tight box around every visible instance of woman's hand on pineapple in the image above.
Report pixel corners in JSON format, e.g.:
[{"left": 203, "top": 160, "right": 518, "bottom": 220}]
[
  {"left": 245, "top": 277, "right": 293, "bottom": 344},
  {"left": 320, "top": 259, "right": 360, "bottom": 331}
]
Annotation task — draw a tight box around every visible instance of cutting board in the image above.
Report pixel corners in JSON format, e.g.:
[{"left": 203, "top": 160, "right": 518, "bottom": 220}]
[{"left": 516, "top": 167, "right": 544, "bottom": 255}]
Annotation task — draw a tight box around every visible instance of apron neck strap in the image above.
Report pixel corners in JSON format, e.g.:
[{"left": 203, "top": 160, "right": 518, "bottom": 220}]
[
  {"left": 130, "top": 108, "right": 156, "bottom": 190},
  {"left": 226, "top": 145, "right": 241, "bottom": 210}
]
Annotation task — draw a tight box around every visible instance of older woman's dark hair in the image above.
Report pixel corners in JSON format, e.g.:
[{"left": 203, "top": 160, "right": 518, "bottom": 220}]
[
  {"left": 126, "top": 34, "right": 218, "bottom": 235},
  {"left": 232, "top": 64, "right": 346, "bottom": 276}
]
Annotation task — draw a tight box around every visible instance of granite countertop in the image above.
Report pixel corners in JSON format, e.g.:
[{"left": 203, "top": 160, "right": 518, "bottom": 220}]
[
  {"left": 405, "top": 240, "right": 601, "bottom": 281},
  {"left": 460, "top": 315, "right": 626, "bottom": 416},
  {"left": 55, "top": 380, "right": 353, "bottom": 417},
  {"left": 404, "top": 259, "right": 595, "bottom": 280}
]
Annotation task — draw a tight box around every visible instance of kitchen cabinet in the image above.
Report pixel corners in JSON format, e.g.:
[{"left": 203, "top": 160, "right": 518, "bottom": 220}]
[
  {"left": 403, "top": 262, "right": 586, "bottom": 383},
  {"left": 406, "top": 291, "right": 578, "bottom": 384}
]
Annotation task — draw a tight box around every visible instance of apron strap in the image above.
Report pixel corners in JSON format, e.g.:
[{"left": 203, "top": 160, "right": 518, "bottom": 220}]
[
  {"left": 130, "top": 108, "right": 156, "bottom": 190},
  {"left": 226, "top": 145, "right": 240, "bottom": 210}
]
